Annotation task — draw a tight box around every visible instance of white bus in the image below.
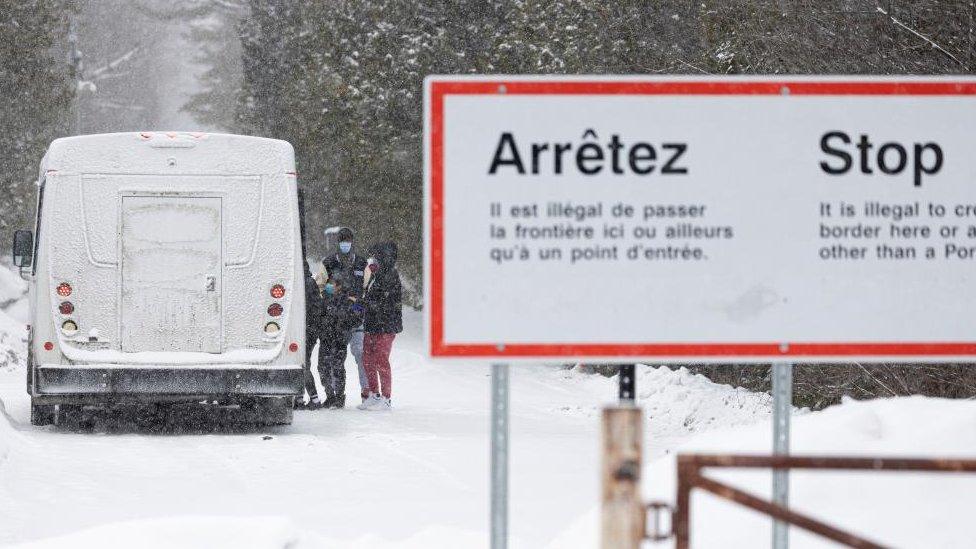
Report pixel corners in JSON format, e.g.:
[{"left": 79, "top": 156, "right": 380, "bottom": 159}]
[{"left": 11, "top": 132, "right": 306, "bottom": 426}]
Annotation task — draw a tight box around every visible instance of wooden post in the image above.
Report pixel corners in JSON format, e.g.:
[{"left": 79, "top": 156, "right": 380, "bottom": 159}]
[{"left": 601, "top": 406, "right": 644, "bottom": 549}]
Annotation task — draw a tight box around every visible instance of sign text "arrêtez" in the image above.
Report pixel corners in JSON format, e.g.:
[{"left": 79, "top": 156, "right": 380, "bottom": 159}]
[{"left": 487, "top": 129, "right": 689, "bottom": 177}]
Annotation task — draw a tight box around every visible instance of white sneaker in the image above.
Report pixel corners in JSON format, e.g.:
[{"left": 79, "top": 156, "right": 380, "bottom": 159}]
[
  {"left": 357, "top": 394, "right": 381, "bottom": 410},
  {"left": 366, "top": 396, "right": 391, "bottom": 411}
]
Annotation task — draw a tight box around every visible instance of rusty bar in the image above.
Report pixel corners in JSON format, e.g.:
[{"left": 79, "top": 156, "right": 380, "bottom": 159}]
[
  {"left": 693, "top": 475, "right": 889, "bottom": 549},
  {"left": 679, "top": 454, "right": 976, "bottom": 472},
  {"left": 674, "top": 460, "right": 696, "bottom": 549}
]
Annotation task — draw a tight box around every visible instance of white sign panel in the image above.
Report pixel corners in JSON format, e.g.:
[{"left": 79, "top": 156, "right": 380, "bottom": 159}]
[{"left": 424, "top": 77, "right": 976, "bottom": 362}]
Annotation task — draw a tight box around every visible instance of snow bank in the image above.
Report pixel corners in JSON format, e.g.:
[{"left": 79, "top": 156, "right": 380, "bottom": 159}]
[
  {"left": 0, "top": 308, "right": 26, "bottom": 372},
  {"left": 560, "top": 396, "right": 976, "bottom": 548},
  {"left": 0, "top": 265, "right": 26, "bottom": 307},
  {"left": 0, "top": 264, "right": 28, "bottom": 369},
  {"left": 3, "top": 516, "right": 488, "bottom": 549},
  {"left": 635, "top": 365, "right": 777, "bottom": 436},
  {"left": 4, "top": 516, "right": 302, "bottom": 549},
  {"left": 559, "top": 365, "right": 778, "bottom": 440}
]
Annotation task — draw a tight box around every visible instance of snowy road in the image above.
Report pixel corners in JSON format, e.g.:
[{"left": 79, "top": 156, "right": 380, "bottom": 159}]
[
  {"left": 6, "top": 283, "right": 973, "bottom": 548},
  {"left": 0, "top": 303, "right": 775, "bottom": 548},
  {"left": 0, "top": 316, "right": 583, "bottom": 547}
]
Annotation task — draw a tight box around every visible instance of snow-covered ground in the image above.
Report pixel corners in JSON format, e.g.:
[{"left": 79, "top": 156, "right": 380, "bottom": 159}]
[
  {"left": 0, "top": 264, "right": 771, "bottom": 548},
  {"left": 1, "top": 267, "right": 975, "bottom": 548},
  {"left": 557, "top": 395, "right": 976, "bottom": 549}
]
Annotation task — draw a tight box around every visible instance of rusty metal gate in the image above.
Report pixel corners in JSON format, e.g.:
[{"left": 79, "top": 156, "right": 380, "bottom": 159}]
[{"left": 642, "top": 454, "right": 976, "bottom": 548}]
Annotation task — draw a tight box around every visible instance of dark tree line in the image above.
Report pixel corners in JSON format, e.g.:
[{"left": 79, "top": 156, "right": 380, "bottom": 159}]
[
  {"left": 2, "top": 0, "right": 975, "bottom": 404},
  {"left": 0, "top": 0, "right": 75, "bottom": 250},
  {"left": 222, "top": 0, "right": 975, "bottom": 304}
]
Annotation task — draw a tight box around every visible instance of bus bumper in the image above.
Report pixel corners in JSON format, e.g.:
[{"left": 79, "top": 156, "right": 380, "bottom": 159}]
[{"left": 33, "top": 364, "right": 303, "bottom": 402}]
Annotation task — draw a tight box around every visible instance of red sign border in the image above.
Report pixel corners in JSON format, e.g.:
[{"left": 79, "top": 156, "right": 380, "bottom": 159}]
[{"left": 427, "top": 78, "right": 976, "bottom": 360}]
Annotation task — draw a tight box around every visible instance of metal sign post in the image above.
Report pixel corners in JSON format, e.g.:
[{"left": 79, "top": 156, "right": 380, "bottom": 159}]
[
  {"left": 772, "top": 362, "right": 793, "bottom": 549},
  {"left": 491, "top": 363, "right": 510, "bottom": 549},
  {"left": 619, "top": 364, "right": 636, "bottom": 404}
]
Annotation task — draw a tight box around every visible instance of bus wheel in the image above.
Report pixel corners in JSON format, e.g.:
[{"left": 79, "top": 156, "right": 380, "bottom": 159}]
[
  {"left": 30, "top": 402, "right": 55, "bottom": 426},
  {"left": 240, "top": 397, "right": 293, "bottom": 426},
  {"left": 53, "top": 404, "right": 87, "bottom": 429}
]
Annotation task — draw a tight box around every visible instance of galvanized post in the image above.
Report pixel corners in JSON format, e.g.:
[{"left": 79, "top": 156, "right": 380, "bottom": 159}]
[
  {"left": 772, "top": 362, "right": 793, "bottom": 549},
  {"left": 618, "top": 364, "right": 636, "bottom": 404},
  {"left": 491, "top": 363, "right": 510, "bottom": 549}
]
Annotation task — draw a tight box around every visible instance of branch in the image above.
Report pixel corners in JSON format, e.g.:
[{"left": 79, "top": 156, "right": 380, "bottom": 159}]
[
  {"left": 673, "top": 58, "right": 711, "bottom": 74},
  {"left": 854, "top": 362, "right": 898, "bottom": 397},
  {"left": 134, "top": 0, "right": 244, "bottom": 20},
  {"left": 210, "top": 0, "right": 246, "bottom": 11},
  {"left": 87, "top": 46, "right": 142, "bottom": 80},
  {"left": 875, "top": 5, "right": 967, "bottom": 69},
  {"left": 92, "top": 100, "right": 147, "bottom": 112}
]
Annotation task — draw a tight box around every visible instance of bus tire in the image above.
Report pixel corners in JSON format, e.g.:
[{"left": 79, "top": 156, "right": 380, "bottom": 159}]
[
  {"left": 30, "top": 402, "right": 55, "bottom": 426},
  {"left": 240, "top": 397, "right": 293, "bottom": 426},
  {"left": 53, "top": 404, "right": 86, "bottom": 429}
]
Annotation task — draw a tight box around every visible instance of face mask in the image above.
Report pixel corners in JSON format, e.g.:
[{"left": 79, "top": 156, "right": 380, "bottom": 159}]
[
  {"left": 339, "top": 242, "right": 352, "bottom": 254},
  {"left": 324, "top": 283, "right": 336, "bottom": 295}
]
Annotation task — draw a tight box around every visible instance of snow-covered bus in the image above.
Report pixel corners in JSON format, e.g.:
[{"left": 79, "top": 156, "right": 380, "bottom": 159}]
[{"left": 11, "top": 132, "right": 305, "bottom": 426}]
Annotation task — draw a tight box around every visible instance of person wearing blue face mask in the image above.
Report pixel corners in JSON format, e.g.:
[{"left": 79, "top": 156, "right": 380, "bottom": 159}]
[{"left": 320, "top": 227, "right": 369, "bottom": 403}]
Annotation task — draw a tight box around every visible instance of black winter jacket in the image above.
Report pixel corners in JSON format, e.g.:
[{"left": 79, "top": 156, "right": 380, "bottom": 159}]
[
  {"left": 323, "top": 252, "right": 368, "bottom": 298},
  {"left": 363, "top": 242, "right": 403, "bottom": 334},
  {"left": 321, "top": 291, "right": 364, "bottom": 346},
  {"left": 304, "top": 262, "right": 325, "bottom": 336}
]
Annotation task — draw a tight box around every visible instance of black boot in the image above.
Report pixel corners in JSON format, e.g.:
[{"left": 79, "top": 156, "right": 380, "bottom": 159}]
[
  {"left": 331, "top": 394, "right": 346, "bottom": 409},
  {"left": 321, "top": 394, "right": 336, "bottom": 409}
]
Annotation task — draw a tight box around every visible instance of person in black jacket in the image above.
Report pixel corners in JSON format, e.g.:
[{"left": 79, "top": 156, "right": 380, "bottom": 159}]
[
  {"left": 320, "top": 227, "right": 370, "bottom": 402},
  {"left": 317, "top": 273, "right": 364, "bottom": 409},
  {"left": 299, "top": 260, "right": 326, "bottom": 409},
  {"left": 358, "top": 241, "right": 403, "bottom": 411}
]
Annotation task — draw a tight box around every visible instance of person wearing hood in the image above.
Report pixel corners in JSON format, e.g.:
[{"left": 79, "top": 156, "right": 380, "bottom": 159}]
[
  {"left": 358, "top": 241, "right": 403, "bottom": 411},
  {"left": 319, "top": 227, "right": 369, "bottom": 402},
  {"left": 299, "top": 259, "right": 326, "bottom": 409},
  {"left": 317, "top": 273, "right": 365, "bottom": 408}
]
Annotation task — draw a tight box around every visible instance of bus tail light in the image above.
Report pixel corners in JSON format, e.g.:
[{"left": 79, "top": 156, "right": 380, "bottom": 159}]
[
  {"left": 57, "top": 283, "right": 72, "bottom": 297},
  {"left": 264, "top": 322, "right": 280, "bottom": 335},
  {"left": 289, "top": 342, "right": 299, "bottom": 353},
  {"left": 270, "top": 284, "right": 285, "bottom": 299},
  {"left": 43, "top": 342, "right": 54, "bottom": 351},
  {"left": 268, "top": 303, "right": 283, "bottom": 317},
  {"left": 62, "top": 320, "right": 78, "bottom": 335},
  {"left": 59, "top": 301, "right": 74, "bottom": 315}
]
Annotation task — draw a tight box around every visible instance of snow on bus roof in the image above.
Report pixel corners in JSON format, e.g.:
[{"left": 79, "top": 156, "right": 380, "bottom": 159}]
[
  {"left": 46, "top": 132, "right": 291, "bottom": 150},
  {"left": 40, "top": 132, "right": 295, "bottom": 177}
]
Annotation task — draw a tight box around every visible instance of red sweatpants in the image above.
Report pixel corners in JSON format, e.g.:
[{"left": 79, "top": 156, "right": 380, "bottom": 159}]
[{"left": 363, "top": 333, "right": 396, "bottom": 398}]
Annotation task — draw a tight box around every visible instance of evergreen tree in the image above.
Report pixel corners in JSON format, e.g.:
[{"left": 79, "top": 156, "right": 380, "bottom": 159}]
[
  {"left": 214, "top": 0, "right": 976, "bottom": 304},
  {"left": 0, "top": 0, "right": 75, "bottom": 248}
]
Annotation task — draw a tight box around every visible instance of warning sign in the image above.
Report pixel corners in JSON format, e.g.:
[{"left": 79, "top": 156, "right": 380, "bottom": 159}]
[{"left": 423, "top": 77, "right": 976, "bottom": 362}]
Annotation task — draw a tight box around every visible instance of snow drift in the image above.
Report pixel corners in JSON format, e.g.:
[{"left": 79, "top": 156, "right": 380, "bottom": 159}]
[
  {"left": 3, "top": 261, "right": 974, "bottom": 548},
  {"left": 558, "top": 395, "right": 976, "bottom": 548}
]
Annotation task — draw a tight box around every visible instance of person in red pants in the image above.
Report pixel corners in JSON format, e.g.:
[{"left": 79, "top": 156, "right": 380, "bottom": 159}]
[{"left": 358, "top": 241, "right": 403, "bottom": 411}]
